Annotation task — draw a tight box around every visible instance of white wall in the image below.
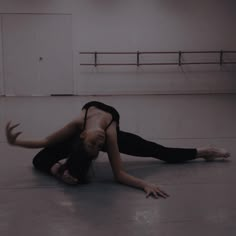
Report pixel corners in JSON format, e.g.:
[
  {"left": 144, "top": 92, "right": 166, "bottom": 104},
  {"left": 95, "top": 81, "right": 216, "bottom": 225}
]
[
  {"left": 0, "top": 15, "right": 4, "bottom": 95},
  {"left": 0, "top": 0, "right": 235, "bottom": 95}
]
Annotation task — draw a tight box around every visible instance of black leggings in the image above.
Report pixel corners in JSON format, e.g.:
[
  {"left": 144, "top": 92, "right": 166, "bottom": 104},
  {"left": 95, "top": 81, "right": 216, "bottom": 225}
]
[{"left": 32, "top": 130, "right": 197, "bottom": 175}]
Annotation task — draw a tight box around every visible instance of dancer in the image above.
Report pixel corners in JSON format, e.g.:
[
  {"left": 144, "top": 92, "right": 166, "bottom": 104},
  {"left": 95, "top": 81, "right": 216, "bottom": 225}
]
[{"left": 5, "top": 101, "right": 230, "bottom": 198}]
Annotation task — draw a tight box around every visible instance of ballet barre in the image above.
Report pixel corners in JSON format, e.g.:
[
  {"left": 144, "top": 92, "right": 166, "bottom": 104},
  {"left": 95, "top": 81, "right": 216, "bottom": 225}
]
[{"left": 79, "top": 50, "right": 236, "bottom": 67}]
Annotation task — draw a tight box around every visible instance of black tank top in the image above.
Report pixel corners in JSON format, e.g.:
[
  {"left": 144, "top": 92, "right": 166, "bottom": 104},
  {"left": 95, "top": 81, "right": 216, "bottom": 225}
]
[{"left": 82, "top": 101, "right": 120, "bottom": 131}]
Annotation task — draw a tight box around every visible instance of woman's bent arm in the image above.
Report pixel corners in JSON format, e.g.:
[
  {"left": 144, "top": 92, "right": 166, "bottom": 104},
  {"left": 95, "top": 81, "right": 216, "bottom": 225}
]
[
  {"left": 12, "top": 139, "right": 47, "bottom": 149},
  {"left": 106, "top": 123, "right": 169, "bottom": 198},
  {"left": 5, "top": 119, "right": 82, "bottom": 149}
]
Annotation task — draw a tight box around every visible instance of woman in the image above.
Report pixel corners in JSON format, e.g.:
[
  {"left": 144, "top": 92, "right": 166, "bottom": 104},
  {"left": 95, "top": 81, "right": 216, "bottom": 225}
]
[{"left": 5, "top": 101, "right": 230, "bottom": 198}]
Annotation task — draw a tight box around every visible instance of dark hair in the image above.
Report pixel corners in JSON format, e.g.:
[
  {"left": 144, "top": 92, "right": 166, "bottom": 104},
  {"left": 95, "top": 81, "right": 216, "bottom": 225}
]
[{"left": 63, "top": 137, "right": 93, "bottom": 184}]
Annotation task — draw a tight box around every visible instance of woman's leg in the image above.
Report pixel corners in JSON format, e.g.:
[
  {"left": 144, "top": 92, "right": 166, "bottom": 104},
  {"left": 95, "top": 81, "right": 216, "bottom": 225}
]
[
  {"left": 32, "top": 136, "right": 75, "bottom": 174},
  {"left": 117, "top": 130, "right": 197, "bottom": 163},
  {"left": 65, "top": 135, "right": 92, "bottom": 181}
]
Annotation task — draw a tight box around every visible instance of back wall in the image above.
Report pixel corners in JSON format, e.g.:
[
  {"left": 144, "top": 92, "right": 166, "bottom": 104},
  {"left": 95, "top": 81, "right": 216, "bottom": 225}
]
[{"left": 0, "top": 0, "right": 235, "bottom": 95}]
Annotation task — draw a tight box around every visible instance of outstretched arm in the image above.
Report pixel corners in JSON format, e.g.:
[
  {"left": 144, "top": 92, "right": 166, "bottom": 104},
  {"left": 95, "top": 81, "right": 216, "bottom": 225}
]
[
  {"left": 106, "top": 122, "right": 169, "bottom": 199},
  {"left": 5, "top": 118, "right": 82, "bottom": 149}
]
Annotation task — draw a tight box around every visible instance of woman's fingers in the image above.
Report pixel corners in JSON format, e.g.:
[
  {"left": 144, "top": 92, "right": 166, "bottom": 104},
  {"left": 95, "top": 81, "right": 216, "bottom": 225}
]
[
  {"left": 6, "top": 122, "right": 20, "bottom": 135},
  {"left": 152, "top": 190, "right": 159, "bottom": 199},
  {"left": 15, "top": 132, "right": 22, "bottom": 138},
  {"left": 146, "top": 188, "right": 157, "bottom": 199},
  {"left": 9, "top": 123, "right": 20, "bottom": 131},
  {"left": 161, "top": 190, "right": 170, "bottom": 198},
  {"left": 5, "top": 122, "right": 22, "bottom": 142},
  {"left": 6, "top": 121, "right": 11, "bottom": 130},
  {"left": 6, "top": 121, "right": 12, "bottom": 135},
  {"left": 145, "top": 185, "right": 169, "bottom": 199},
  {"left": 146, "top": 190, "right": 152, "bottom": 198},
  {"left": 146, "top": 190, "right": 159, "bottom": 199},
  {"left": 156, "top": 187, "right": 169, "bottom": 198}
]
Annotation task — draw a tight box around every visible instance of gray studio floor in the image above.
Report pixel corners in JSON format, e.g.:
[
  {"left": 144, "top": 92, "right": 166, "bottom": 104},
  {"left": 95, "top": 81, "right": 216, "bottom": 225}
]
[{"left": 0, "top": 95, "right": 235, "bottom": 236}]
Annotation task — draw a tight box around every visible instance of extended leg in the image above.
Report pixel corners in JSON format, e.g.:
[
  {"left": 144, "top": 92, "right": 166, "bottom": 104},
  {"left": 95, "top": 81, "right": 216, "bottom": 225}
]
[{"left": 117, "top": 130, "right": 197, "bottom": 163}]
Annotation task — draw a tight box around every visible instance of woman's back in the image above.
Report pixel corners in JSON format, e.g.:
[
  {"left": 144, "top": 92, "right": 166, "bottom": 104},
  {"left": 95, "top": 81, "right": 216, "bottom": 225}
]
[{"left": 81, "top": 101, "right": 120, "bottom": 132}]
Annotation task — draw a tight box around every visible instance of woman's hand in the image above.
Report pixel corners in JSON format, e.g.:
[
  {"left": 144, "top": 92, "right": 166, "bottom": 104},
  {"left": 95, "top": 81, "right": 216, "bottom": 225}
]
[
  {"left": 144, "top": 184, "right": 169, "bottom": 199},
  {"left": 5, "top": 121, "right": 22, "bottom": 146}
]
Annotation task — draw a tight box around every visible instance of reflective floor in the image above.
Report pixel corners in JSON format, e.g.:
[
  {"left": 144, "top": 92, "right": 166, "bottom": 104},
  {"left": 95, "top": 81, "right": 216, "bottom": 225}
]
[{"left": 0, "top": 95, "right": 235, "bottom": 236}]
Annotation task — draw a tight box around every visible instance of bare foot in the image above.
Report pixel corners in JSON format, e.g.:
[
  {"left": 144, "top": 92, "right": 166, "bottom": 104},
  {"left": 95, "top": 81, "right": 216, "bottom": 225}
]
[
  {"left": 61, "top": 170, "right": 79, "bottom": 185},
  {"left": 50, "top": 160, "right": 78, "bottom": 185},
  {"left": 50, "top": 159, "right": 67, "bottom": 176},
  {"left": 50, "top": 162, "right": 61, "bottom": 176},
  {"left": 197, "top": 147, "right": 231, "bottom": 161}
]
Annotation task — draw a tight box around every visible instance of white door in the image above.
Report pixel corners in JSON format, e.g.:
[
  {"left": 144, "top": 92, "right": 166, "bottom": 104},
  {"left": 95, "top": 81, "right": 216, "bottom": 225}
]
[
  {"left": 2, "top": 14, "right": 73, "bottom": 96},
  {"left": 36, "top": 15, "right": 73, "bottom": 95},
  {"left": 0, "top": 15, "right": 4, "bottom": 95}
]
